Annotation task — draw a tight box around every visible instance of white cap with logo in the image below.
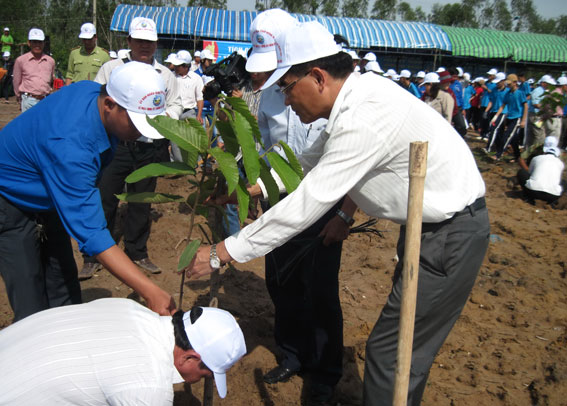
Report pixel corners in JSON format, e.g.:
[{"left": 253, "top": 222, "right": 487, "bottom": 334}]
[
  {"left": 129, "top": 17, "right": 158, "bottom": 42},
  {"left": 183, "top": 307, "right": 246, "bottom": 398},
  {"left": 261, "top": 21, "right": 341, "bottom": 90},
  {"left": 172, "top": 50, "right": 192, "bottom": 65},
  {"left": 79, "top": 22, "right": 96, "bottom": 39},
  {"left": 416, "top": 71, "right": 426, "bottom": 79},
  {"left": 28, "top": 28, "right": 45, "bottom": 41},
  {"left": 246, "top": 8, "right": 298, "bottom": 73},
  {"left": 539, "top": 74, "right": 557, "bottom": 85},
  {"left": 106, "top": 61, "right": 166, "bottom": 140},
  {"left": 400, "top": 69, "right": 411, "bottom": 78}
]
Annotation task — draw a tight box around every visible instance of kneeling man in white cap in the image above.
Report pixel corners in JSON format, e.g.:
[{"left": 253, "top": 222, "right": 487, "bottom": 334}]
[{"left": 0, "top": 298, "right": 246, "bottom": 404}]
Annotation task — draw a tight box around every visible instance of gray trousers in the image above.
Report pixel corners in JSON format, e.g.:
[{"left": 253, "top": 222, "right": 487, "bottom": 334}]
[
  {"left": 363, "top": 201, "right": 489, "bottom": 406},
  {"left": 171, "top": 109, "right": 198, "bottom": 162}
]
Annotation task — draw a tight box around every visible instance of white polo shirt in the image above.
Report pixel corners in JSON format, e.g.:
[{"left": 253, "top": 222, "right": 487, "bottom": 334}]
[
  {"left": 176, "top": 70, "right": 204, "bottom": 110},
  {"left": 226, "top": 72, "right": 485, "bottom": 263},
  {"left": 0, "top": 298, "right": 183, "bottom": 405},
  {"left": 526, "top": 153, "right": 564, "bottom": 196}
]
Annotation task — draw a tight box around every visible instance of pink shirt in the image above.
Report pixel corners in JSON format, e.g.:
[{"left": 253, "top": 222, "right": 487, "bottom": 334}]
[{"left": 13, "top": 51, "right": 55, "bottom": 97}]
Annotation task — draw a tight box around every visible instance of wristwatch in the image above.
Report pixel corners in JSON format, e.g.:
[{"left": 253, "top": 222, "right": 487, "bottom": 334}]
[
  {"left": 336, "top": 209, "right": 355, "bottom": 226},
  {"left": 209, "top": 244, "right": 221, "bottom": 269}
]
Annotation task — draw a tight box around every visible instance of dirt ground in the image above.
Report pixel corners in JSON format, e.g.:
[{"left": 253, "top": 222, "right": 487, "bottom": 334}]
[{"left": 1, "top": 98, "right": 566, "bottom": 406}]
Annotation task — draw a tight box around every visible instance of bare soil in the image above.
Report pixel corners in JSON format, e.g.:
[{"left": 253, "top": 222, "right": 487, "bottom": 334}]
[{"left": 1, "top": 99, "right": 566, "bottom": 405}]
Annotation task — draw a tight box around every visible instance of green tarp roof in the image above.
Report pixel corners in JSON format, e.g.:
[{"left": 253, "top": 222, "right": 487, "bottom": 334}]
[{"left": 441, "top": 26, "right": 567, "bottom": 63}]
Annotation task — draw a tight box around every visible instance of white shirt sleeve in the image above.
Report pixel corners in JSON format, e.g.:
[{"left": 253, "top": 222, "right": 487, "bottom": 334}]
[{"left": 107, "top": 387, "right": 173, "bottom": 406}]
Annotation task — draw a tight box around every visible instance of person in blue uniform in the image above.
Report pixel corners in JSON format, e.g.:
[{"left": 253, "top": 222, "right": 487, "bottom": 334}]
[{"left": 0, "top": 62, "right": 176, "bottom": 321}]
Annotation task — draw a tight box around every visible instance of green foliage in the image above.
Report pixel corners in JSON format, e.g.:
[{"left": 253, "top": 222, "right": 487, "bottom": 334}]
[
  {"left": 371, "top": 0, "right": 397, "bottom": 20},
  {"left": 342, "top": 0, "right": 369, "bottom": 18},
  {"left": 125, "top": 162, "right": 195, "bottom": 183},
  {"left": 186, "top": 0, "right": 227, "bottom": 9},
  {"left": 177, "top": 239, "right": 201, "bottom": 272},
  {"left": 117, "top": 97, "right": 303, "bottom": 272}
]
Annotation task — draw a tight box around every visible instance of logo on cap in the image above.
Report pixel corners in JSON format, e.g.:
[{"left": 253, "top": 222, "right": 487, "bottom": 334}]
[
  {"left": 256, "top": 34, "right": 265, "bottom": 45},
  {"left": 153, "top": 95, "right": 162, "bottom": 106},
  {"left": 141, "top": 22, "right": 148, "bottom": 28}
]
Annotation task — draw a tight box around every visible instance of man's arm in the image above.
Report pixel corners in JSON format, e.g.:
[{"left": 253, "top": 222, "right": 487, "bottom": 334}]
[
  {"left": 12, "top": 57, "right": 21, "bottom": 99},
  {"left": 65, "top": 51, "right": 74, "bottom": 86},
  {"left": 520, "top": 101, "right": 528, "bottom": 128},
  {"left": 96, "top": 245, "right": 176, "bottom": 316},
  {"left": 490, "top": 105, "right": 504, "bottom": 124},
  {"left": 319, "top": 195, "right": 358, "bottom": 246},
  {"left": 196, "top": 100, "right": 204, "bottom": 124}
]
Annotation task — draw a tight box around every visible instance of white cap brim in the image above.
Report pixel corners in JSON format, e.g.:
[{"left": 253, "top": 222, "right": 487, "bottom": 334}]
[
  {"left": 128, "top": 111, "right": 166, "bottom": 139},
  {"left": 246, "top": 50, "right": 276, "bottom": 73},
  {"left": 213, "top": 371, "right": 227, "bottom": 398},
  {"left": 261, "top": 65, "right": 291, "bottom": 90},
  {"left": 79, "top": 33, "right": 95, "bottom": 39}
]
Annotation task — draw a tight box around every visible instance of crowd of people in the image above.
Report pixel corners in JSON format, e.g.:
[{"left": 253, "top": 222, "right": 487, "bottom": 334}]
[{"left": 0, "top": 8, "right": 565, "bottom": 406}]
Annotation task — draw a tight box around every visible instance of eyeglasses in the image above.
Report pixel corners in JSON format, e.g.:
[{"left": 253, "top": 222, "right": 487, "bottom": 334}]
[{"left": 278, "top": 70, "right": 312, "bottom": 95}]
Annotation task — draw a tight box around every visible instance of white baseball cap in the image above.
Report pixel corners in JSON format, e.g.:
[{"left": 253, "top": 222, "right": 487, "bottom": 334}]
[
  {"left": 246, "top": 8, "right": 298, "bottom": 73},
  {"left": 365, "top": 60, "right": 383, "bottom": 73},
  {"left": 385, "top": 68, "right": 397, "bottom": 78},
  {"left": 28, "top": 28, "right": 45, "bottom": 41},
  {"left": 543, "top": 136, "right": 560, "bottom": 157},
  {"left": 416, "top": 71, "right": 426, "bottom": 79},
  {"left": 183, "top": 307, "right": 246, "bottom": 399},
  {"left": 363, "top": 52, "right": 376, "bottom": 61},
  {"left": 557, "top": 76, "right": 567, "bottom": 86},
  {"left": 4, "top": 27, "right": 9, "bottom": 31},
  {"left": 172, "top": 50, "right": 192, "bottom": 65},
  {"left": 106, "top": 61, "right": 166, "bottom": 140},
  {"left": 400, "top": 69, "right": 411, "bottom": 78},
  {"left": 200, "top": 49, "right": 214, "bottom": 61},
  {"left": 487, "top": 68, "right": 498, "bottom": 76},
  {"left": 79, "top": 22, "right": 96, "bottom": 39},
  {"left": 347, "top": 50, "right": 359, "bottom": 60},
  {"left": 261, "top": 21, "right": 341, "bottom": 90},
  {"left": 129, "top": 17, "right": 158, "bottom": 42},
  {"left": 463, "top": 72, "right": 471, "bottom": 81},
  {"left": 2, "top": 51, "right": 10, "bottom": 58},
  {"left": 420, "top": 72, "right": 440, "bottom": 86},
  {"left": 492, "top": 72, "right": 506, "bottom": 84},
  {"left": 456, "top": 67, "right": 464, "bottom": 77},
  {"left": 194, "top": 50, "right": 201, "bottom": 58},
  {"left": 435, "top": 66, "right": 446, "bottom": 73},
  {"left": 164, "top": 52, "right": 177, "bottom": 63},
  {"left": 539, "top": 74, "right": 557, "bottom": 85},
  {"left": 109, "top": 50, "right": 118, "bottom": 59},
  {"left": 117, "top": 49, "right": 130, "bottom": 59}
]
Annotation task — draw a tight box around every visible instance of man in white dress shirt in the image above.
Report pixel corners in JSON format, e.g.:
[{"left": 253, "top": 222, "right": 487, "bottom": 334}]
[
  {"left": 0, "top": 298, "right": 246, "bottom": 405},
  {"left": 188, "top": 20, "right": 489, "bottom": 406}
]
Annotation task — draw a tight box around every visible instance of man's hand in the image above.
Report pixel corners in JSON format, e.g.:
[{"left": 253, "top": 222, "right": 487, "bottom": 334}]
[
  {"left": 144, "top": 286, "right": 177, "bottom": 316},
  {"left": 196, "top": 115, "right": 204, "bottom": 125},
  {"left": 186, "top": 246, "right": 216, "bottom": 279},
  {"left": 319, "top": 215, "right": 350, "bottom": 246}
]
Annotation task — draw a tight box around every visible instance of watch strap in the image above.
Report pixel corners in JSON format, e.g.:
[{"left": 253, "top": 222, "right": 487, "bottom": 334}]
[{"left": 336, "top": 209, "right": 354, "bottom": 226}]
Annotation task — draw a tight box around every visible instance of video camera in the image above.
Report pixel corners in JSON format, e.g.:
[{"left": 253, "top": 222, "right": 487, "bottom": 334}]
[{"left": 202, "top": 51, "right": 249, "bottom": 100}]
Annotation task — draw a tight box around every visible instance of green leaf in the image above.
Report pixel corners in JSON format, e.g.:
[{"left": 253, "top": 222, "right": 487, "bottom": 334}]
[
  {"left": 215, "top": 119, "right": 240, "bottom": 157},
  {"left": 125, "top": 162, "right": 195, "bottom": 183},
  {"left": 147, "top": 116, "right": 208, "bottom": 167},
  {"left": 230, "top": 110, "right": 261, "bottom": 184},
  {"left": 259, "top": 158, "right": 280, "bottom": 207},
  {"left": 226, "top": 96, "right": 264, "bottom": 149},
  {"left": 267, "top": 152, "right": 302, "bottom": 193},
  {"left": 208, "top": 147, "right": 239, "bottom": 194},
  {"left": 279, "top": 141, "right": 304, "bottom": 180},
  {"left": 116, "top": 192, "right": 184, "bottom": 203},
  {"left": 177, "top": 239, "right": 201, "bottom": 272},
  {"left": 235, "top": 178, "right": 251, "bottom": 225}
]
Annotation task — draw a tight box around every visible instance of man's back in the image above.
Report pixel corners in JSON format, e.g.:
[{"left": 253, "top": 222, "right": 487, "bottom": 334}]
[{"left": 0, "top": 299, "right": 178, "bottom": 406}]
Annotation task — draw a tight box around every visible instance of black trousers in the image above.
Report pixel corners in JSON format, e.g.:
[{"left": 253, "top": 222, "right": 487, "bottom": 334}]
[
  {"left": 363, "top": 199, "right": 490, "bottom": 406},
  {"left": 452, "top": 107, "right": 467, "bottom": 137},
  {"left": 84, "top": 141, "right": 167, "bottom": 263},
  {"left": 0, "top": 194, "right": 82, "bottom": 321},
  {"left": 264, "top": 201, "right": 343, "bottom": 386},
  {"left": 517, "top": 169, "right": 560, "bottom": 204}
]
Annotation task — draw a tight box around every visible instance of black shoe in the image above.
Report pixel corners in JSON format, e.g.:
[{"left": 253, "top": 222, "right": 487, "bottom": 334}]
[{"left": 263, "top": 365, "right": 299, "bottom": 384}]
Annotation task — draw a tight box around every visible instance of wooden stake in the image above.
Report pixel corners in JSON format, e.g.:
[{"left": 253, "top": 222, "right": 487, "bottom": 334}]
[{"left": 393, "top": 141, "right": 428, "bottom": 406}]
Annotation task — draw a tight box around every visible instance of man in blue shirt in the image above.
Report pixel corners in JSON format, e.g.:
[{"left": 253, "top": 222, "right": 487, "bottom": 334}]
[
  {"left": 399, "top": 70, "right": 421, "bottom": 98},
  {"left": 448, "top": 67, "right": 467, "bottom": 137},
  {"left": 489, "top": 73, "right": 528, "bottom": 160},
  {"left": 0, "top": 62, "right": 176, "bottom": 321},
  {"left": 484, "top": 73, "right": 509, "bottom": 152}
]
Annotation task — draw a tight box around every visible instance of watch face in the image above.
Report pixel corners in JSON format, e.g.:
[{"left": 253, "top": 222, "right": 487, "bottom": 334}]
[{"left": 210, "top": 258, "right": 221, "bottom": 269}]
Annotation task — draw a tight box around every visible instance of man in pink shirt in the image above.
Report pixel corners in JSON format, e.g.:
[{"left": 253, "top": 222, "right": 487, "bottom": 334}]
[{"left": 13, "top": 28, "right": 55, "bottom": 112}]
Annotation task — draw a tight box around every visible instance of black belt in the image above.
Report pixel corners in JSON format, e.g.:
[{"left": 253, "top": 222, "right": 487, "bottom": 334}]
[{"left": 452, "top": 197, "right": 486, "bottom": 219}]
